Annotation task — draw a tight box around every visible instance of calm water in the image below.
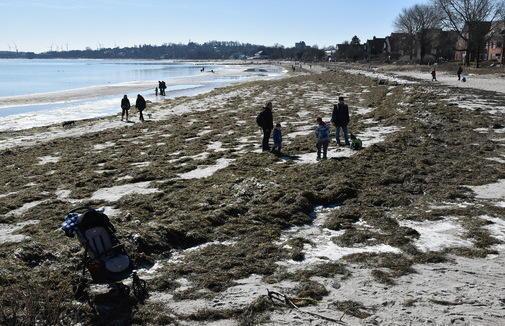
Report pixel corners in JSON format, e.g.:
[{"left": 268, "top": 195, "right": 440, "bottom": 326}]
[
  {"left": 0, "top": 59, "right": 212, "bottom": 97},
  {"left": 0, "top": 59, "right": 283, "bottom": 131}
]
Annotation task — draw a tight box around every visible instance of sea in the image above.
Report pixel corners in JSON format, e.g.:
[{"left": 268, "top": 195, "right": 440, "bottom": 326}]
[{"left": 0, "top": 59, "right": 284, "bottom": 131}]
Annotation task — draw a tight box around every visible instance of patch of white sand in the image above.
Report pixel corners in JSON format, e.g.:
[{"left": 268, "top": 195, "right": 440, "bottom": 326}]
[
  {"left": 90, "top": 182, "right": 161, "bottom": 202},
  {"left": 197, "top": 129, "right": 213, "bottom": 137},
  {"left": 116, "top": 175, "right": 134, "bottom": 181},
  {"left": 297, "top": 110, "right": 311, "bottom": 118},
  {"left": 486, "top": 157, "right": 505, "bottom": 164},
  {"left": 178, "top": 158, "right": 234, "bottom": 180},
  {"left": 0, "top": 220, "right": 39, "bottom": 244},
  {"left": 354, "top": 106, "right": 375, "bottom": 115},
  {"left": 38, "top": 155, "right": 60, "bottom": 165},
  {"left": 130, "top": 162, "right": 151, "bottom": 168},
  {"left": 55, "top": 189, "right": 82, "bottom": 204},
  {"left": 207, "top": 141, "right": 227, "bottom": 152},
  {"left": 5, "top": 200, "right": 47, "bottom": 217},
  {"left": 93, "top": 141, "right": 115, "bottom": 150},
  {"left": 467, "top": 180, "right": 505, "bottom": 202},
  {"left": 481, "top": 216, "right": 505, "bottom": 248},
  {"left": 399, "top": 218, "right": 473, "bottom": 252},
  {"left": 0, "top": 191, "right": 18, "bottom": 199},
  {"left": 278, "top": 206, "right": 401, "bottom": 271},
  {"left": 102, "top": 206, "right": 121, "bottom": 218}
]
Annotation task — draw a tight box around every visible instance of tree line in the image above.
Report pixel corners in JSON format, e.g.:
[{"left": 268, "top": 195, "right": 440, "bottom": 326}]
[{"left": 0, "top": 41, "right": 326, "bottom": 61}]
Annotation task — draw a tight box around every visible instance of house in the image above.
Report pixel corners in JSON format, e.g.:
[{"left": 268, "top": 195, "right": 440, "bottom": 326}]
[
  {"left": 422, "top": 29, "right": 459, "bottom": 62},
  {"left": 385, "top": 33, "right": 413, "bottom": 60},
  {"left": 454, "top": 21, "right": 493, "bottom": 62},
  {"left": 485, "top": 21, "right": 505, "bottom": 62},
  {"left": 384, "top": 29, "right": 459, "bottom": 63},
  {"left": 365, "top": 37, "right": 386, "bottom": 59}
]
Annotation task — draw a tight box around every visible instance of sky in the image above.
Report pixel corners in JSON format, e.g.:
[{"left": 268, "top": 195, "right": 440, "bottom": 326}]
[{"left": 1, "top": 0, "right": 427, "bottom": 52}]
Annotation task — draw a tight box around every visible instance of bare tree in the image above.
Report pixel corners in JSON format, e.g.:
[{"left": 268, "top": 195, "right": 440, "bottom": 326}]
[
  {"left": 394, "top": 7, "right": 417, "bottom": 61},
  {"left": 500, "top": 2, "right": 505, "bottom": 64},
  {"left": 435, "top": 0, "right": 503, "bottom": 67},
  {"left": 394, "top": 4, "right": 442, "bottom": 63}
]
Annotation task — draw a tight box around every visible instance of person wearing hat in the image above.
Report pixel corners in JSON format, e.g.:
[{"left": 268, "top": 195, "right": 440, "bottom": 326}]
[{"left": 331, "top": 96, "right": 350, "bottom": 146}]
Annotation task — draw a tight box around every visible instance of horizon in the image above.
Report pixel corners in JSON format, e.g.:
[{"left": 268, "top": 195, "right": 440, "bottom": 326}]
[{"left": 2, "top": 0, "right": 428, "bottom": 53}]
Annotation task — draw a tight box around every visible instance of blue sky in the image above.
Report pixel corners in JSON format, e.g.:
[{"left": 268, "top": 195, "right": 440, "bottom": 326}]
[{"left": 2, "top": 0, "right": 426, "bottom": 52}]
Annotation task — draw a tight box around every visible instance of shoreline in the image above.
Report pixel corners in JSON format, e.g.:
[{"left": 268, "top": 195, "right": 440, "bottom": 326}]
[
  {"left": 0, "top": 62, "right": 288, "bottom": 132},
  {"left": 0, "top": 62, "right": 285, "bottom": 107},
  {"left": 0, "top": 65, "right": 297, "bottom": 149}
]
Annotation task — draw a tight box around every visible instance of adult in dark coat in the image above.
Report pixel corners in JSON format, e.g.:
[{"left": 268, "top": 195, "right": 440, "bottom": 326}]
[
  {"left": 136, "top": 94, "right": 146, "bottom": 122},
  {"left": 161, "top": 81, "right": 167, "bottom": 95},
  {"left": 457, "top": 66, "right": 463, "bottom": 81},
  {"left": 256, "top": 101, "right": 274, "bottom": 151},
  {"left": 331, "top": 97, "right": 350, "bottom": 146},
  {"left": 121, "top": 95, "right": 130, "bottom": 121}
]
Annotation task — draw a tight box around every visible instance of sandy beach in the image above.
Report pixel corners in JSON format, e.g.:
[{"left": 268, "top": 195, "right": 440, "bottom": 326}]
[{"left": 1, "top": 64, "right": 504, "bottom": 325}]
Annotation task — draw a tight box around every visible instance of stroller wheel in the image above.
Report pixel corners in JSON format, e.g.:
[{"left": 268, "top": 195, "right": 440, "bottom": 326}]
[{"left": 132, "top": 272, "right": 148, "bottom": 303}]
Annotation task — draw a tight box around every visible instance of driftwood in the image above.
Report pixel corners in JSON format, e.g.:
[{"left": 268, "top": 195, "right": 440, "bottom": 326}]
[{"left": 267, "top": 289, "right": 347, "bottom": 325}]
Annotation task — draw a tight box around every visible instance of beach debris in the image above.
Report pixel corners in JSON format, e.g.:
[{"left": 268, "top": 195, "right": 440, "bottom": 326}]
[{"left": 267, "top": 289, "right": 347, "bottom": 325}]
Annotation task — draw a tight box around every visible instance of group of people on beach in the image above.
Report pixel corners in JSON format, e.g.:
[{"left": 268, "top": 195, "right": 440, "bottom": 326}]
[
  {"left": 257, "top": 97, "right": 356, "bottom": 160},
  {"left": 430, "top": 65, "right": 466, "bottom": 82},
  {"left": 120, "top": 94, "right": 146, "bottom": 122},
  {"left": 156, "top": 81, "right": 167, "bottom": 96}
]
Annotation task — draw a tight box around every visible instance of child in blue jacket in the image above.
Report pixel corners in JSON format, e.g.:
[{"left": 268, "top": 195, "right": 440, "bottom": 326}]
[{"left": 272, "top": 123, "right": 282, "bottom": 153}]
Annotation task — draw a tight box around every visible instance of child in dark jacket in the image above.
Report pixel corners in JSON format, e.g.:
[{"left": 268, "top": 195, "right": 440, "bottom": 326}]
[{"left": 272, "top": 123, "right": 282, "bottom": 153}]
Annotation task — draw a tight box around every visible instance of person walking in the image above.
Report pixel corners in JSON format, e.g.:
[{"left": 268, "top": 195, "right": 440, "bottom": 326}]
[
  {"left": 256, "top": 101, "right": 274, "bottom": 151},
  {"left": 457, "top": 65, "right": 463, "bottom": 81},
  {"left": 161, "top": 81, "right": 167, "bottom": 96},
  {"left": 315, "top": 117, "right": 330, "bottom": 160},
  {"left": 431, "top": 68, "right": 437, "bottom": 81},
  {"left": 136, "top": 94, "right": 146, "bottom": 122},
  {"left": 121, "top": 95, "right": 130, "bottom": 122},
  {"left": 331, "top": 97, "right": 350, "bottom": 146}
]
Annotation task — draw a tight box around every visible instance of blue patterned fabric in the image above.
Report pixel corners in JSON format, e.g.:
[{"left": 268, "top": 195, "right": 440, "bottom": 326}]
[{"left": 61, "top": 213, "right": 80, "bottom": 237}]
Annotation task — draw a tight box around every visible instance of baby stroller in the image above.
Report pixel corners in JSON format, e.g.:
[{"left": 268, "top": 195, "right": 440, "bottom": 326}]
[{"left": 61, "top": 207, "right": 148, "bottom": 302}]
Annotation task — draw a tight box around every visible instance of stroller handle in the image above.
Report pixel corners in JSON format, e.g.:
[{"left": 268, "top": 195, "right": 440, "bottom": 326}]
[{"left": 66, "top": 206, "right": 94, "bottom": 216}]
